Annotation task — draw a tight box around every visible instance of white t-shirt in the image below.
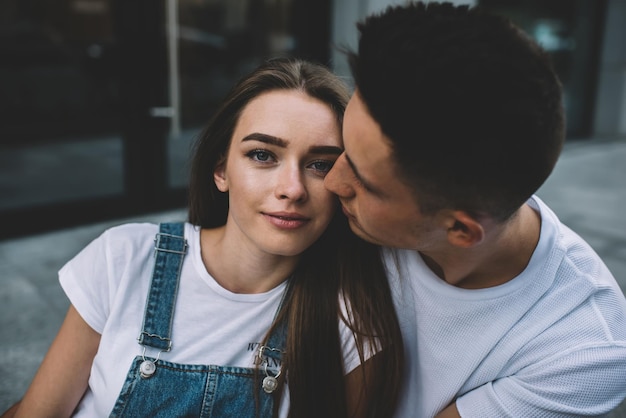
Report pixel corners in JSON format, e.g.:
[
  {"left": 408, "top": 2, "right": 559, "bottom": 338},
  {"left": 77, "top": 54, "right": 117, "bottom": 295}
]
[
  {"left": 387, "top": 196, "right": 626, "bottom": 417},
  {"left": 60, "top": 222, "right": 363, "bottom": 417}
]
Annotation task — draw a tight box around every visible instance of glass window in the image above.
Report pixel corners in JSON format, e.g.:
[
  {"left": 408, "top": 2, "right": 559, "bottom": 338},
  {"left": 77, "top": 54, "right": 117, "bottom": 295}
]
[
  {"left": 0, "top": 0, "right": 124, "bottom": 211},
  {"left": 168, "top": 0, "right": 331, "bottom": 188},
  {"left": 479, "top": 0, "right": 606, "bottom": 138}
]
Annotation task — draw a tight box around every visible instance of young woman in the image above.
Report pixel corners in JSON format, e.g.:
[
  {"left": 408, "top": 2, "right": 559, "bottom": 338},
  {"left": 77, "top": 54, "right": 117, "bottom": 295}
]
[{"left": 5, "top": 57, "right": 402, "bottom": 418}]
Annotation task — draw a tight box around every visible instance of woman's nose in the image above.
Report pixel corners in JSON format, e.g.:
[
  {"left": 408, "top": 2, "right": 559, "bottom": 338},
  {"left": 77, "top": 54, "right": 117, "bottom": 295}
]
[{"left": 275, "top": 163, "right": 307, "bottom": 202}]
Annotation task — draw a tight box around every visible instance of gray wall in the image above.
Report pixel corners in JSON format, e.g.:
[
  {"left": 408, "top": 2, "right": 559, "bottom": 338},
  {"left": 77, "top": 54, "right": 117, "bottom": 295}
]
[{"left": 594, "top": 0, "right": 626, "bottom": 137}]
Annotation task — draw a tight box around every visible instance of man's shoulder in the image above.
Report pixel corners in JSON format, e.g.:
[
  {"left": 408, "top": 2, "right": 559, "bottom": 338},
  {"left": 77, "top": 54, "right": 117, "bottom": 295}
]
[{"left": 380, "top": 246, "right": 424, "bottom": 275}]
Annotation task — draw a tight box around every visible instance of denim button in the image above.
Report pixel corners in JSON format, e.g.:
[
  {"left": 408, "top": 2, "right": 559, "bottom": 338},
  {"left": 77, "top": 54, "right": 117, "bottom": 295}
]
[
  {"left": 262, "top": 376, "right": 278, "bottom": 393},
  {"left": 140, "top": 360, "right": 156, "bottom": 378}
]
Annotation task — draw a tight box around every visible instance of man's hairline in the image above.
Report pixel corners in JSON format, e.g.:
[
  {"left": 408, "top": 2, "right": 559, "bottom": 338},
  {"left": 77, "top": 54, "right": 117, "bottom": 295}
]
[{"left": 346, "top": 88, "right": 397, "bottom": 195}]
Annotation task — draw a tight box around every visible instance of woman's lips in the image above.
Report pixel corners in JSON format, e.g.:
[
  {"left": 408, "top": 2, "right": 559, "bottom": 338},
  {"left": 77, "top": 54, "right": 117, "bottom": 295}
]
[{"left": 263, "top": 212, "right": 310, "bottom": 229}]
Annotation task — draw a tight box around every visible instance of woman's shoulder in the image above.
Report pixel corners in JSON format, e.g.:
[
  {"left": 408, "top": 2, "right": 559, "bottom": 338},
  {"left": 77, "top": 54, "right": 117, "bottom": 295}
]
[
  {"left": 102, "top": 221, "right": 195, "bottom": 257},
  {"left": 102, "top": 221, "right": 192, "bottom": 244},
  {"left": 104, "top": 222, "right": 160, "bottom": 236},
  {"left": 96, "top": 222, "right": 157, "bottom": 249}
]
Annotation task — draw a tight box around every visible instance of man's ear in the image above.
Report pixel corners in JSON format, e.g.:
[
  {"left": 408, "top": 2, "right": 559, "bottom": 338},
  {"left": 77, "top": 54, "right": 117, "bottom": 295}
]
[
  {"left": 213, "top": 158, "right": 228, "bottom": 192},
  {"left": 446, "top": 211, "right": 484, "bottom": 248}
]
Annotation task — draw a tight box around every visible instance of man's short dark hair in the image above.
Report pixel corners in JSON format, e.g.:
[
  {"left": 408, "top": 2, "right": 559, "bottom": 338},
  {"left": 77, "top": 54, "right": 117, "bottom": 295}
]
[{"left": 349, "top": 1, "right": 565, "bottom": 221}]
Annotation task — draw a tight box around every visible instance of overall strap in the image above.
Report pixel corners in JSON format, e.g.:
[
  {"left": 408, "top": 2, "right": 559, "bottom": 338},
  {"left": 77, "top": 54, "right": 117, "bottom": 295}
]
[
  {"left": 258, "top": 280, "right": 293, "bottom": 362},
  {"left": 260, "top": 320, "right": 288, "bottom": 362},
  {"left": 137, "top": 222, "right": 188, "bottom": 351}
]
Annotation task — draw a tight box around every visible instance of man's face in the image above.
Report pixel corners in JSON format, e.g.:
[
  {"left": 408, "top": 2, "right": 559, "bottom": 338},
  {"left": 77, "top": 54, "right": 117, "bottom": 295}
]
[{"left": 324, "top": 91, "right": 442, "bottom": 250}]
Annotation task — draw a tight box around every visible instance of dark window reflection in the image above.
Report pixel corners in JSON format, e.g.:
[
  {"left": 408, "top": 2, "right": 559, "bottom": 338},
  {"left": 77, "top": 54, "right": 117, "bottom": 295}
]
[
  {"left": 479, "top": 0, "right": 606, "bottom": 138},
  {"left": 168, "top": 0, "right": 330, "bottom": 187},
  {"left": 0, "top": 0, "right": 331, "bottom": 235},
  {"left": 0, "top": 0, "right": 124, "bottom": 213},
  {"left": 0, "top": 0, "right": 120, "bottom": 143}
]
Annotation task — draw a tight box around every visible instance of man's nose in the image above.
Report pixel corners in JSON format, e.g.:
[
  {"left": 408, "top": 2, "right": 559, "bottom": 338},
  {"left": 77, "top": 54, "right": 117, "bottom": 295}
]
[{"left": 324, "top": 153, "right": 354, "bottom": 198}]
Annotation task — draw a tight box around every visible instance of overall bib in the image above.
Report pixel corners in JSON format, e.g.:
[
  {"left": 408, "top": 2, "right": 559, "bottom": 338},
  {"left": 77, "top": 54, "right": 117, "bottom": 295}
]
[{"left": 109, "top": 223, "right": 287, "bottom": 417}]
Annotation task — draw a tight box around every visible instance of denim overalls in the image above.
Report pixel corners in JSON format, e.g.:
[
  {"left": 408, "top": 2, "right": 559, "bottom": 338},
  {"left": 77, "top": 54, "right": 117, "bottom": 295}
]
[{"left": 109, "top": 223, "right": 287, "bottom": 417}]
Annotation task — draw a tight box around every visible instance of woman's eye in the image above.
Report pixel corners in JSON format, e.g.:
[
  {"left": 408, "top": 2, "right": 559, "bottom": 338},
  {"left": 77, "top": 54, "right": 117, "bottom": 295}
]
[
  {"left": 246, "top": 150, "right": 273, "bottom": 162},
  {"left": 309, "top": 160, "right": 334, "bottom": 174}
]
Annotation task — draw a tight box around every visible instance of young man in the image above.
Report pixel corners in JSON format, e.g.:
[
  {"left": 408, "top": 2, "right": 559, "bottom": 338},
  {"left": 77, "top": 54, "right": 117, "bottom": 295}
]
[{"left": 325, "top": 2, "right": 626, "bottom": 417}]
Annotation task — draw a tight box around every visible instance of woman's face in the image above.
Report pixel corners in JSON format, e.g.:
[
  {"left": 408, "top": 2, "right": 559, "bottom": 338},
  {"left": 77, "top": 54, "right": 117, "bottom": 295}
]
[{"left": 214, "top": 89, "right": 343, "bottom": 257}]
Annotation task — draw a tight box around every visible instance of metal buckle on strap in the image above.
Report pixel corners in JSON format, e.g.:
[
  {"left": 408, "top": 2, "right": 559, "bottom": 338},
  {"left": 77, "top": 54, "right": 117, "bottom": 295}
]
[
  {"left": 256, "top": 345, "right": 285, "bottom": 393},
  {"left": 138, "top": 331, "right": 173, "bottom": 352},
  {"left": 153, "top": 232, "right": 188, "bottom": 257}
]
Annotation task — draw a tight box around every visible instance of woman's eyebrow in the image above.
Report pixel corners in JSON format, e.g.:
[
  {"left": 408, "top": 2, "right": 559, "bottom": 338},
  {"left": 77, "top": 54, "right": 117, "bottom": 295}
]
[
  {"left": 241, "top": 133, "right": 287, "bottom": 147},
  {"left": 241, "top": 133, "right": 342, "bottom": 156}
]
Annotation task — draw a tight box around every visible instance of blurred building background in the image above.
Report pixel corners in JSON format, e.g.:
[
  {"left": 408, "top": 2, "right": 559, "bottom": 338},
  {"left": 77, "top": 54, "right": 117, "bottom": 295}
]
[
  {"left": 1, "top": 0, "right": 625, "bottom": 414},
  {"left": 0, "top": 0, "right": 625, "bottom": 239}
]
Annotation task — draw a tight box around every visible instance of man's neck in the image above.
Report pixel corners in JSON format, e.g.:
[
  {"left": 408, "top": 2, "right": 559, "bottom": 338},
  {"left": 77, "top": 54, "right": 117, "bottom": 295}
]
[{"left": 421, "top": 204, "right": 541, "bottom": 289}]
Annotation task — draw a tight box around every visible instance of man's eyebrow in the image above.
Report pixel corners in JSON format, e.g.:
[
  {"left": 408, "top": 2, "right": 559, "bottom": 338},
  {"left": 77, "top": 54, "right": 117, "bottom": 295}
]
[
  {"left": 345, "top": 153, "right": 378, "bottom": 192},
  {"left": 241, "top": 133, "right": 287, "bottom": 147}
]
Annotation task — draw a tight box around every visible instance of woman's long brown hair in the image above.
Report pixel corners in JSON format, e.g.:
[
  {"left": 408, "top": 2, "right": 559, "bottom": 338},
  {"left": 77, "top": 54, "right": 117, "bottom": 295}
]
[{"left": 188, "top": 57, "right": 403, "bottom": 418}]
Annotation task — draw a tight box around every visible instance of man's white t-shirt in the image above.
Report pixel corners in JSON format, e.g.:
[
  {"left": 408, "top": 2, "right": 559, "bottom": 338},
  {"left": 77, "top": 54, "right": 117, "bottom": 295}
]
[
  {"left": 387, "top": 196, "right": 626, "bottom": 417},
  {"left": 60, "top": 222, "right": 363, "bottom": 417}
]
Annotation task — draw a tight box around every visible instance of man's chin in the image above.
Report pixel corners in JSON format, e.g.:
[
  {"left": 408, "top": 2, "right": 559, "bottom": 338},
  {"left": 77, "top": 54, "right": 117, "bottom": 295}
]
[{"left": 347, "top": 218, "right": 382, "bottom": 245}]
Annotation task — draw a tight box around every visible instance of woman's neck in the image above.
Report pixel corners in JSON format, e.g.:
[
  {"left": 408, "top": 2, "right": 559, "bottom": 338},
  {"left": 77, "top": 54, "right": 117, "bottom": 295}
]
[{"left": 200, "top": 227, "right": 298, "bottom": 294}]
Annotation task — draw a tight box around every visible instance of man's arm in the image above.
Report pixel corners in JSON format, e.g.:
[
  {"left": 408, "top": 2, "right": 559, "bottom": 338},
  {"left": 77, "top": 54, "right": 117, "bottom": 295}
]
[
  {"left": 435, "top": 402, "right": 461, "bottom": 418},
  {"left": 345, "top": 353, "right": 384, "bottom": 418}
]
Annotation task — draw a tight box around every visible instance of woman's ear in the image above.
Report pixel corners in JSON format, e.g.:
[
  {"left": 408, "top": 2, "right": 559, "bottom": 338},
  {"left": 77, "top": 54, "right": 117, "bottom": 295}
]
[
  {"left": 446, "top": 211, "right": 485, "bottom": 248},
  {"left": 213, "top": 158, "right": 229, "bottom": 192}
]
